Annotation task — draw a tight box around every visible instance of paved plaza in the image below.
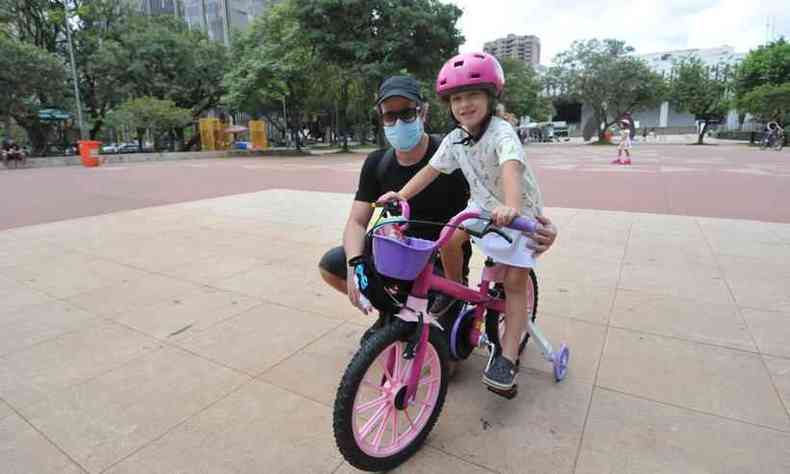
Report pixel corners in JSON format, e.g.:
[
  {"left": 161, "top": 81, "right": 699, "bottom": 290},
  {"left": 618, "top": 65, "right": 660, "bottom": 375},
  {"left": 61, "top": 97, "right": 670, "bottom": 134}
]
[{"left": 1, "top": 143, "right": 789, "bottom": 473}]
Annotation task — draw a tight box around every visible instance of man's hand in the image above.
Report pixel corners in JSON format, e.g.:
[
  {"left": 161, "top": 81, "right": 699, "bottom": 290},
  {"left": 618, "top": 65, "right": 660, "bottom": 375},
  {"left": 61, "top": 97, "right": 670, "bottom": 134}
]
[
  {"left": 526, "top": 214, "right": 557, "bottom": 256},
  {"left": 491, "top": 206, "right": 518, "bottom": 227},
  {"left": 346, "top": 272, "right": 369, "bottom": 315},
  {"left": 376, "top": 191, "right": 404, "bottom": 204}
]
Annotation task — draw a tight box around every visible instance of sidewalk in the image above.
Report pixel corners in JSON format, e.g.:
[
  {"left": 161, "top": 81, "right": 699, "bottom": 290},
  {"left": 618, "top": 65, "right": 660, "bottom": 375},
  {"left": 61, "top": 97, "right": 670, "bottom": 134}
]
[{"left": 1, "top": 189, "right": 789, "bottom": 473}]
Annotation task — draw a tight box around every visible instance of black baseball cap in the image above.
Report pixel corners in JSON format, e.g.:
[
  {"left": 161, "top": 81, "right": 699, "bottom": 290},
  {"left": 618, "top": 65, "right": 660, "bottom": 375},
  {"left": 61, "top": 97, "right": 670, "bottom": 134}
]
[{"left": 376, "top": 75, "right": 424, "bottom": 105}]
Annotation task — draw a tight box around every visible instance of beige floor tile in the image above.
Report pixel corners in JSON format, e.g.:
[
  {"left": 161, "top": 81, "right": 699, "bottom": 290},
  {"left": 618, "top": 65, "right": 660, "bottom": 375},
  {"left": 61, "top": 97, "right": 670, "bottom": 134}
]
[
  {"left": 0, "top": 413, "right": 84, "bottom": 474},
  {"left": 726, "top": 274, "right": 790, "bottom": 313},
  {"left": 576, "top": 388, "right": 790, "bottom": 474},
  {"left": 22, "top": 346, "right": 248, "bottom": 473},
  {"left": 618, "top": 260, "right": 732, "bottom": 304},
  {"left": 0, "top": 243, "right": 71, "bottom": 270},
  {"left": 176, "top": 302, "right": 340, "bottom": 376},
  {"left": 213, "top": 264, "right": 357, "bottom": 321},
  {"left": 622, "top": 239, "right": 717, "bottom": 269},
  {"left": 0, "top": 320, "right": 158, "bottom": 408},
  {"left": 598, "top": 328, "right": 789, "bottom": 430},
  {"left": 158, "top": 253, "right": 264, "bottom": 283},
  {"left": 334, "top": 445, "right": 494, "bottom": 474},
  {"left": 65, "top": 273, "right": 204, "bottom": 316},
  {"left": 428, "top": 356, "right": 592, "bottom": 474},
  {"left": 111, "top": 286, "right": 262, "bottom": 341},
  {"left": 0, "top": 399, "right": 11, "bottom": 420},
  {"left": 539, "top": 281, "right": 614, "bottom": 324},
  {"left": 763, "top": 355, "right": 790, "bottom": 417},
  {"left": 259, "top": 323, "right": 364, "bottom": 406},
  {"left": 516, "top": 315, "right": 605, "bottom": 384},
  {"left": 12, "top": 254, "right": 150, "bottom": 298},
  {"left": 538, "top": 254, "right": 622, "bottom": 289},
  {"left": 742, "top": 309, "right": 790, "bottom": 358},
  {"left": 542, "top": 239, "right": 626, "bottom": 267},
  {"left": 0, "top": 279, "right": 53, "bottom": 315},
  {"left": 104, "top": 379, "right": 341, "bottom": 474},
  {"left": 0, "top": 300, "right": 99, "bottom": 357},
  {"left": 610, "top": 290, "right": 755, "bottom": 351}
]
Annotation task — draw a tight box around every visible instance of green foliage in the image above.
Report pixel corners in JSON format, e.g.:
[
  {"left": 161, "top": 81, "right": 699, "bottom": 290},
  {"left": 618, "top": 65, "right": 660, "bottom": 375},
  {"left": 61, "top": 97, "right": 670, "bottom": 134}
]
[
  {"left": 738, "top": 82, "right": 790, "bottom": 123},
  {"left": 499, "top": 58, "right": 552, "bottom": 122},
  {"left": 669, "top": 56, "right": 732, "bottom": 144},
  {"left": 106, "top": 96, "right": 191, "bottom": 149},
  {"left": 0, "top": 35, "right": 68, "bottom": 154},
  {"left": 549, "top": 38, "right": 666, "bottom": 140},
  {"left": 735, "top": 39, "right": 790, "bottom": 100}
]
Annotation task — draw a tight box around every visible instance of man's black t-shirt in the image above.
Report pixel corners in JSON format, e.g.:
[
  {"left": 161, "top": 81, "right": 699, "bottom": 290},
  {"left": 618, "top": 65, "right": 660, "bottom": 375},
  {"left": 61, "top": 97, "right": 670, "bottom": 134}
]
[{"left": 354, "top": 138, "right": 469, "bottom": 241}]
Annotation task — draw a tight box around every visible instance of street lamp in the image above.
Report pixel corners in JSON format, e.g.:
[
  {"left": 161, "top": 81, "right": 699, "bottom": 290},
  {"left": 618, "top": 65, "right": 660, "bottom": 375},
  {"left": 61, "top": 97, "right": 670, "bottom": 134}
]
[{"left": 63, "top": 7, "right": 88, "bottom": 140}]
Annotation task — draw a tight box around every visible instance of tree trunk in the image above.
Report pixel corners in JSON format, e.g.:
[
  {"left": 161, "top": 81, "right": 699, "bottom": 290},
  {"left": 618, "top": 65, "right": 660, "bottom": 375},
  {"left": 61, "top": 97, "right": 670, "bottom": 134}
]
[
  {"left": 697, "top": 122, "right": 708, "bottom": 145},
  {"left": 339, "top": 82, "right": 350, "bottom": 152},
  {"left": 3, "top": 115, "right": 11, "bottom": 140}
]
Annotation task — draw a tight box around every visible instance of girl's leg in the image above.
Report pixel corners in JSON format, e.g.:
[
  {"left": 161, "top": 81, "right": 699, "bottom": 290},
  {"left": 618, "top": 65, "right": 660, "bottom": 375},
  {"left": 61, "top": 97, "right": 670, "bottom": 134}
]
[
  {"left": 439, "top": 229, "right": 469, "bottom": 283},
  {"left": 501, "top": 265, "right": 531, "bottom": 362}
]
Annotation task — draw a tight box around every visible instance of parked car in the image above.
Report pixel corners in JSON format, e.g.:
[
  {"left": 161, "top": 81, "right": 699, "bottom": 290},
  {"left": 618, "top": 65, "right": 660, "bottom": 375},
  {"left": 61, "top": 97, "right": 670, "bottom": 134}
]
[
  {"left": 118, "top": 143, "right": 141, "bottom": 153},
  {"left": 100, "top": 143, "right": 120, "bottom": 154}
]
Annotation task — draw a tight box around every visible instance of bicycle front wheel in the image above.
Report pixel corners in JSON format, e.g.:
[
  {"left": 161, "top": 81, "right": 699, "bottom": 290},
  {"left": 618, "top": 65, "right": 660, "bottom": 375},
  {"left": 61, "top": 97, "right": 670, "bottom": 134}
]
[{"left": 333, "top": 320, "right": 449, "bottom": 472}]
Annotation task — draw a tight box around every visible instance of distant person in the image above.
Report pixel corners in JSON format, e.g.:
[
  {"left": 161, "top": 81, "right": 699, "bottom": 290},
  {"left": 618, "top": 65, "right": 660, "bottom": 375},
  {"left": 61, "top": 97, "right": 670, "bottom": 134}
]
[
  {"left": 612, "top": 120, "right": 632, "bottom": 165},
  {"left": 1, "top": 138, "right": 27, "bottom": 168}
]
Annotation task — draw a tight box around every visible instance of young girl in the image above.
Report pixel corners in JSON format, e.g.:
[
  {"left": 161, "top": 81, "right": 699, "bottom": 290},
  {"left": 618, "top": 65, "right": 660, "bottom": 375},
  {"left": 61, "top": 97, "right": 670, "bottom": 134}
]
[
  {"left": 378, "top": 52, "right": 543, "bottom": 391},
  {"left": 613, "top": 120, "right": 632, "bottom": 164}
]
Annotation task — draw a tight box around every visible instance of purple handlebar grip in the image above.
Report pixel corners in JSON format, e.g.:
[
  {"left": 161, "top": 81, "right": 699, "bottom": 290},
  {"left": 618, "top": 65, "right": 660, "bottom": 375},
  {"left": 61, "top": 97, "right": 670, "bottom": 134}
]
[{"left": 510, "top": 216, "right": 538, "bottom": 233}]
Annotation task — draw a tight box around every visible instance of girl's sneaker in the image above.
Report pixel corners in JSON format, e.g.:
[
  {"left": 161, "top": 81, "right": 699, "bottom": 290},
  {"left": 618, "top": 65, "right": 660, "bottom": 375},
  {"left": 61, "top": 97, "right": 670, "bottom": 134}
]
[
  {"left": 621, "top": 158, "right": 631, "bottom": 165},
  {"left": 482, "top": 355, "right": 518, "bottom": 390},
  {"left": 611, "top": 158, "right": 622, "bottom": 164}
]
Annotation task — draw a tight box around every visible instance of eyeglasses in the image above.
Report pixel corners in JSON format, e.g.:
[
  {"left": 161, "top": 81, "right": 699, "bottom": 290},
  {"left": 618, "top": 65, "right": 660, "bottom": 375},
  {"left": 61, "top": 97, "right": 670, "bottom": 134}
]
[{"left": 381, "top": 107, "right": 420, "bottom": 127}]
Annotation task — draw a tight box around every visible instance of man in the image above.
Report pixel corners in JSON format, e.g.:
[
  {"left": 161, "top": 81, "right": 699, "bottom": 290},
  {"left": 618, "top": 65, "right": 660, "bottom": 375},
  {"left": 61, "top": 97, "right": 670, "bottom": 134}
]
[{"left": 318, "top": 75, "right": 557, "bottom": 320}]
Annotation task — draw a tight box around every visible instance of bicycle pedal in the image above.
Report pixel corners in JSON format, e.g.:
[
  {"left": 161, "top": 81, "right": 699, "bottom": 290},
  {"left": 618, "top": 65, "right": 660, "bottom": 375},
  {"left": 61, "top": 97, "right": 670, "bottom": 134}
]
[{"left": 486, "top": 384, "right": 518, "bottom": 400}]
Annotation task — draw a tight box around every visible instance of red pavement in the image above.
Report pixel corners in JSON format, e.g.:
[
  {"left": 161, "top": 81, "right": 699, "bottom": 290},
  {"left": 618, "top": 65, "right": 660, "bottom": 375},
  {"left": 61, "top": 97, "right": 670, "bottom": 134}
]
[{"left": 0, "top": 143, "right": 788, "bottom": 231}]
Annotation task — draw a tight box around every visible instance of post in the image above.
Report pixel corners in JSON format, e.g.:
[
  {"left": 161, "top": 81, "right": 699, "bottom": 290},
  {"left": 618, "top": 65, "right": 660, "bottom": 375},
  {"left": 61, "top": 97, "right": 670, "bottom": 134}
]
[
  {"left": 282, "top": 97, "right": 288, "bottom": 146},
  {"left": 64, "top": 8, "right": 88, "bottom": 141}
]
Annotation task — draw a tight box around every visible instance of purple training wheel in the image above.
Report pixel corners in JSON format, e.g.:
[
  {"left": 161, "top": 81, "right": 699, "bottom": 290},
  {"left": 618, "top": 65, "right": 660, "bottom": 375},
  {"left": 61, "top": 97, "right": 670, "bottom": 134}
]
[{"left": 552, "top": 344, "right": 570, "bottom": 382}]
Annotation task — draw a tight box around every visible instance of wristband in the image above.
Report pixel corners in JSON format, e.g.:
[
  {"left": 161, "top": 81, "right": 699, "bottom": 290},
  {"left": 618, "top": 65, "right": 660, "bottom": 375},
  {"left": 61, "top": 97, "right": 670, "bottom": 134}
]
[{"left": 347, "top": 255, "right": 365, "bottom": 267}]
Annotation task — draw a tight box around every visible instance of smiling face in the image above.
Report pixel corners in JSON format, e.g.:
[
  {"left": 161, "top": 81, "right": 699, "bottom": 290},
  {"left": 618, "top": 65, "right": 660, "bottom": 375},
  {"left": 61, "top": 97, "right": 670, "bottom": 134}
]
[{"left": 449, "top": 89, "right": 490, "bottom": 135}]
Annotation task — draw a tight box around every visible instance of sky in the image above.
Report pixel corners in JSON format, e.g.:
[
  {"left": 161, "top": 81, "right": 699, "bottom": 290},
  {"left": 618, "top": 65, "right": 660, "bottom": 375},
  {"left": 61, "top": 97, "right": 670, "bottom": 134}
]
[{"left": 442, "top": 0, "right": 790, "bottom": 64}]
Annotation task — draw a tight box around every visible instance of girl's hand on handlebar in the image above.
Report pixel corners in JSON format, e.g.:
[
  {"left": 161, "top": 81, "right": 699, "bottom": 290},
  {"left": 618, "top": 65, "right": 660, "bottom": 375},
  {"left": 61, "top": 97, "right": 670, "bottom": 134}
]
[
  {"left": 376, "top": 191, "right": 404, "bottom": 204},
  {"left": 491, "top": 206, "right": 518, "bottom": 227},
  {"left": 526, "top": 214, "right": 557, "bottom": 256}
]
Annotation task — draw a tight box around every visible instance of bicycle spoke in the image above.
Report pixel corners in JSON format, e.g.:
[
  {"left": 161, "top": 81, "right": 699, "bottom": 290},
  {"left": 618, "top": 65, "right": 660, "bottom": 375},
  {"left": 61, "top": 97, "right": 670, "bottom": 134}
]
[
  {"left": 418, "top": 375, "right": 440, "bottom": 387},
  {"left": 355, "top": 394, "right": 387, "bottom": 414},
  {"left": 361, "top": 377, "right": 384, "bottom": 392},
  {"left": 392, "top": 343, "right": 401, "bottom": 382},
  {"left": 391, "top": 408, "right": 399, "bottom": 445},
  {"left": 378, "top": 357, "right": 394, "bottom": 384},
  {"left": 372, "top": 407, "right": 392, "bottom": 451},
  {"left": 404, "top": 407, "right": 416, "bottom": 430},
  {"left": 359, "top": 403, "right": 388, "bottom": 440}
]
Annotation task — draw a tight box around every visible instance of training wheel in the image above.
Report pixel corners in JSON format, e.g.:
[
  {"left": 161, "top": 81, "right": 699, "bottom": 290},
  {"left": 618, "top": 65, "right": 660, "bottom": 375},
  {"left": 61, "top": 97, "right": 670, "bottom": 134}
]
[{"left": 552, "top": 344, "right": 570, "bottom": 382}]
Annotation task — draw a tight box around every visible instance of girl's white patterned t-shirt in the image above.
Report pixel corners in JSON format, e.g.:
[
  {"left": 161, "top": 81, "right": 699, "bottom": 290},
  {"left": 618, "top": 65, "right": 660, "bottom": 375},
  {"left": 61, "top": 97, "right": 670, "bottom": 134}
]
[{"left": 429, "top": 117, "right": 543, "bottom": 217}]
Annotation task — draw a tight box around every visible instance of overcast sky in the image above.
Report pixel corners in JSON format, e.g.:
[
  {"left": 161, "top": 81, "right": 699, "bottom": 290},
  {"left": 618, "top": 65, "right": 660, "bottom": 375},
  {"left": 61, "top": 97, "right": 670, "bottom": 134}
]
[{"left": 442, "top": 0, "right": 789, "bottom": 64}]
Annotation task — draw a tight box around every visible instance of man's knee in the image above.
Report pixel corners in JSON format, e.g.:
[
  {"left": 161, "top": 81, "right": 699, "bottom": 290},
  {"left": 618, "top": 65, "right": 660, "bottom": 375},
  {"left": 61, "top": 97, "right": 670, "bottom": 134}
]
[{"left": 318, "top": 246, "right": 347, "bottom": 289}]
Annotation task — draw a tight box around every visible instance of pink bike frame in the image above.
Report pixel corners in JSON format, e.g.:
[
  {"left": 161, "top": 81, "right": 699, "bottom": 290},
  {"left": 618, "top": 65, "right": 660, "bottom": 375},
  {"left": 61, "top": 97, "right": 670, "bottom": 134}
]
[{"left": 382, "top": 201, "right": 534, "bottom": 402}]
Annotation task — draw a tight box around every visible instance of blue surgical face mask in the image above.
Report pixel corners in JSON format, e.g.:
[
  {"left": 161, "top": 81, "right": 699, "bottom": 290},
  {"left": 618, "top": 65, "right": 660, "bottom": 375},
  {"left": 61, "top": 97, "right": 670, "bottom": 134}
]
[{"left": 384, "top": 117, "right": 423, "bottom": 151}]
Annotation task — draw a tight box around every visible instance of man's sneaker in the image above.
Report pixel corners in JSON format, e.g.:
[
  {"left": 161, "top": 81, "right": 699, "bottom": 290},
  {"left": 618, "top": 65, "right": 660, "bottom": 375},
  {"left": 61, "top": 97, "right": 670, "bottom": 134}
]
[
  {"left": 429, "top": 293, "right": 457, "bottom": 316},
  {"left": 482, "top": 356, "right": 518, "bottom": 390}
]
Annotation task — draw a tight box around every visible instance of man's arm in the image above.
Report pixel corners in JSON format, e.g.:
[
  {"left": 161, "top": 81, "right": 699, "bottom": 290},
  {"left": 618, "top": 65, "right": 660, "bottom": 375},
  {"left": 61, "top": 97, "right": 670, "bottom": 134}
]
[
  {"left": 343, "top": 201, "right": 374, "bottom": 262},
  {"left": 342, "top": 200, "right": 374, "bottom": 313}
]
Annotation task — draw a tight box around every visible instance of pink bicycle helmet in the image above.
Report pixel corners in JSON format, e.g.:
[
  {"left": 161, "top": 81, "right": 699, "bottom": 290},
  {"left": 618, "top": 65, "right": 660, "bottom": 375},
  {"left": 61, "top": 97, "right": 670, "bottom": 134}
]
[{"left": 435, "top": 52, "right": 505, "bottom": 98}]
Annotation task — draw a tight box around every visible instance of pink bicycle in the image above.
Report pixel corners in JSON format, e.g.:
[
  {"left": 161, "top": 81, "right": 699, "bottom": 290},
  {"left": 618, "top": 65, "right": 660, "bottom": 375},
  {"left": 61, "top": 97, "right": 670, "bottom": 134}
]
[{"left": 333, "top": 201, "right": 570, "bottom": 471}]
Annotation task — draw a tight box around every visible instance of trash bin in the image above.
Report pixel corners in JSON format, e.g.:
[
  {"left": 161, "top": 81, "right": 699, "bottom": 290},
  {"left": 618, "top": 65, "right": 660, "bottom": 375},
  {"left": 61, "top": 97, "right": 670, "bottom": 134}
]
[{"left": 78, "top": 140, "right": 102, "bottom": 167}]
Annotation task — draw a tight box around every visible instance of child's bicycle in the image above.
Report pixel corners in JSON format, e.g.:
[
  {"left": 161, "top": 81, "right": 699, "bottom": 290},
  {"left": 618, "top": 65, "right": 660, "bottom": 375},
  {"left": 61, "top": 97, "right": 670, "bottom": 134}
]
[{"left": 333, "top": 201, "right": 570, "bottom": 472}]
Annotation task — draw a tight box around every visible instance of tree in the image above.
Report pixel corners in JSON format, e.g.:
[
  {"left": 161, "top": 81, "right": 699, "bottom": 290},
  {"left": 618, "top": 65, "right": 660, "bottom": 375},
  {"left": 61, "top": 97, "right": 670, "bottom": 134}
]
[
  {"left": 0, "top": 35, "right": 68, "bottom": 154},
  {"left": 738, "top": 83, "right": 790, "bottom": 124},
  {"left": 735, "top": 39, "right": 790, "bottom": 100},
  {"left": 105, "top": 97, "right": 192, "bottom": 151},
  {"left": 292, "top": 0, "right": 464, "bottom": 148},
  {"left": 549, "top": 39, "right": 666, "bottom": 142},
  {"left": 669, "top": 57, "right": 732, "bottom": 144},
  {"left": 499, "top": 58, "right": 553, "bottom": 122}
]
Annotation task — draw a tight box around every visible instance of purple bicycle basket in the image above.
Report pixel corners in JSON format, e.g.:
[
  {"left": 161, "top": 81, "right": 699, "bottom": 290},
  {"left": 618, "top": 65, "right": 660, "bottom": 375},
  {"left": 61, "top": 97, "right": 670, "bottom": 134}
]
[{"left": 372, "top": 234, "right": 435, "bottom": 280}]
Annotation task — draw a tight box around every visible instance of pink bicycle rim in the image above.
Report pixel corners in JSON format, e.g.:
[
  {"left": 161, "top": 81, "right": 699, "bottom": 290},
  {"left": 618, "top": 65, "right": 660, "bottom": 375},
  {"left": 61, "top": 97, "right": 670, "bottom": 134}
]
[{"left": 351, "top": 341, "right": 442, "bottom": 457}]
